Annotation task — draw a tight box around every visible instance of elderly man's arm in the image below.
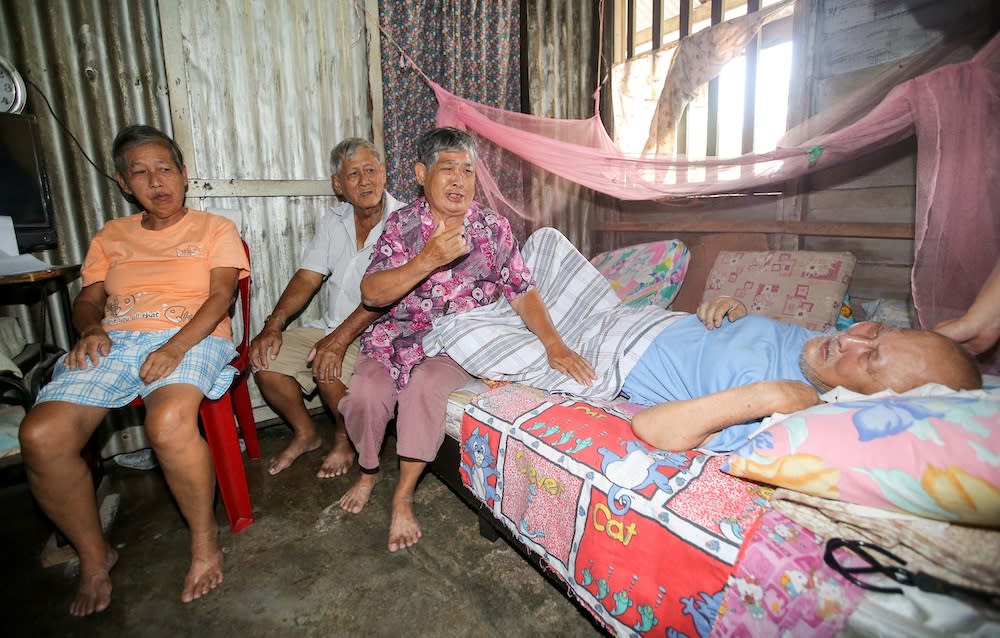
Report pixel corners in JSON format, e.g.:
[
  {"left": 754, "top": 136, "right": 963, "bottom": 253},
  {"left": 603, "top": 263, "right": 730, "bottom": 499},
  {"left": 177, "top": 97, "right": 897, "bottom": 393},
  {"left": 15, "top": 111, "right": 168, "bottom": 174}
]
[
  {"left": 250, "top": 269, "right": 325, "bottom": 370},
  {"left": 307, "top": 305, "right": 384, "bottom": 384},
  {"left": 509, "top": 289, "right": 596, "bottom": 386},
  {"left": 139, "top": 266, "right": 241, "bottom": 383},
  {"left": 361, "top": 221, "right": 468, "bottom": 307},
  {"left": 631, "top": 380, "right": 820, "bottom": 451}
]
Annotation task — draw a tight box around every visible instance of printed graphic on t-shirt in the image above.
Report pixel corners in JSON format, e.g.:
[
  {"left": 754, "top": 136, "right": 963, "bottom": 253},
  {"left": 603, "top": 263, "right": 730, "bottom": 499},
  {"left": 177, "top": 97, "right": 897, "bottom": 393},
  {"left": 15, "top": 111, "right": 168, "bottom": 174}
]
[
  {"left": 105, "top": 294, "right": 192, "bottom": 328},
  {"left": 164, "top": 305, "right": 193, "bottom": 324},
  {"left": 104, "top": 302, "right": 194, "bottom": 327},
  {"left": 108, "top": 294, "right": 136, "bottom": 317},
  {"left": 176, "top": 243, "right": 202, "bottom": 257}
]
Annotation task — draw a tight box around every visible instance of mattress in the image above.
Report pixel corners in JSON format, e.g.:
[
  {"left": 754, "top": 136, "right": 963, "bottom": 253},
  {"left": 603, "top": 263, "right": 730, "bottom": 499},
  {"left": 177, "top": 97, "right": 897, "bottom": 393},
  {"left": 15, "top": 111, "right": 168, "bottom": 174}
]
[
  {"left": 444, "top": 378, "right": 491, "bottom": 441},
  {"left": 442, "top": 381, "right": 1000, "bottom": 636}
]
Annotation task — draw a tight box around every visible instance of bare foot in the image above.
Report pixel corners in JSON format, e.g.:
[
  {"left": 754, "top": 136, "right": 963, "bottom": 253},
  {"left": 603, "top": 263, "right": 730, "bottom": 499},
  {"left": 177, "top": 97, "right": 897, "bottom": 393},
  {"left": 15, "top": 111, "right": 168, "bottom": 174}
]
[
  {"left": 70, "top": 546, "right": 118, "bottom": 617},
  {"left": 387, "top": 496, "right": 422, "bottom": 552},
  {"left": 181, "top": 531, "right": 224, "bottom": 603},
  {"left": 338, "top": 471, "right": 381, "bottom": 514},
  {"left": 268, "top": 432, "right": 322, "bottom": 475},
  {"left": 316, "top": 435, "right": 356, "bottom": 479}
]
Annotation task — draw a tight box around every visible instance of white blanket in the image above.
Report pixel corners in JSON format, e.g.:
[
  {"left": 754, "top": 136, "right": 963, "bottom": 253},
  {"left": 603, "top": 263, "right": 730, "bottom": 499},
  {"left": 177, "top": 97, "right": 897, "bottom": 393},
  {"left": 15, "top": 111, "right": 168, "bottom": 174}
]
[{"left": 423, "top": 228, "right": 684, "bottom": 400}]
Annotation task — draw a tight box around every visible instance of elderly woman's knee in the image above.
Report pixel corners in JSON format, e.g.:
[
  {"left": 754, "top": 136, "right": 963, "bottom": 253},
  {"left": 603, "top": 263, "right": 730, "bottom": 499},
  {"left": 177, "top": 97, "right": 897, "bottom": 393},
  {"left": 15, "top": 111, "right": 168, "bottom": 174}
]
[
  {"left": 18, "top": 413, "right": 50, "bottom": 455},
  {"left": 143, "top": 404, "right": 200, "bottom": 449},
  {"left": 18, "top": 409, "right": 78, "bottom": 460}
]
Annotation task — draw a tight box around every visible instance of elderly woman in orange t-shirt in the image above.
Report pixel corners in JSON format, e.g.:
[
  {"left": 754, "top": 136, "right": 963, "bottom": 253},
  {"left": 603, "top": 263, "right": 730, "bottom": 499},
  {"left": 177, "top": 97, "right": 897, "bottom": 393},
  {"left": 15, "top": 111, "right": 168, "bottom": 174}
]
[{"left": 18, "top": 125, "right": 249, "bottom": 617}]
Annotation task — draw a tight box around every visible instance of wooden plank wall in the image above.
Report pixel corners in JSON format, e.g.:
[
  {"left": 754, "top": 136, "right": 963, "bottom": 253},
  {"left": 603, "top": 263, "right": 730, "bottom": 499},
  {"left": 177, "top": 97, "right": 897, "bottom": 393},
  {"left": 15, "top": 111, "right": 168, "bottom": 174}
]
[
  {"left": 597, "top": 0, "right": 992, "bottom": 306},
  {"left": 800, "top": 0, "right": 986, "bottom": 304}
]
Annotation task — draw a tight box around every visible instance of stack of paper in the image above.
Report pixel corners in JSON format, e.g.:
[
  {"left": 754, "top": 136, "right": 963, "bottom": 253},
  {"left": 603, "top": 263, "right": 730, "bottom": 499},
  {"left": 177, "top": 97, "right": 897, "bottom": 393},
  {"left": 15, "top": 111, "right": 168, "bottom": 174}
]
[{"left": 0, "top": 214, "right": 51, "bottom": 275}]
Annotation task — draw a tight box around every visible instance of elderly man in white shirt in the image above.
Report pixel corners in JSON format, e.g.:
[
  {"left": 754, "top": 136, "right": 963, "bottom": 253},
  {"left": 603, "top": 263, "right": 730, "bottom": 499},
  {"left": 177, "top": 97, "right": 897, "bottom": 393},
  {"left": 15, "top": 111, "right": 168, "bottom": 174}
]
[{"left": 250, "top": 138, "right": 404, "bottom": 477}]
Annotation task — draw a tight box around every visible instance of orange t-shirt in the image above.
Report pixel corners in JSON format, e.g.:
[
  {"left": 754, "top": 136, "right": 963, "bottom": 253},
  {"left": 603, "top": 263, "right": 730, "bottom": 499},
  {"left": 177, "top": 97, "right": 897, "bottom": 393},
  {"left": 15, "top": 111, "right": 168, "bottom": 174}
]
[{"left": 81, "top": 210, "right": 250, "bottom": 339}]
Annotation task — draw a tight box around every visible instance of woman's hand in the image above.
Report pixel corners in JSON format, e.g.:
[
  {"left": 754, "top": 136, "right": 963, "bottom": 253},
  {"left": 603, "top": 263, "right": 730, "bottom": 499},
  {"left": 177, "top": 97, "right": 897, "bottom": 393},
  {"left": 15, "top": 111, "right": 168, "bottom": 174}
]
[
  {"left": 935, "top": 257, "right": 1000, "bottom": 355},
  {"left": 66, "top": 327, "right": 112, "bottom": 370},
  {"left": 139, "top": 342, "right": 185, "bottom": 383},
  {"left": 421, "top": 221, "right": 470, "bottom": 269},
  {"left": 697, "top": 296, "right": 748, "bottom": 329},
  {"left": 545, "top": 341, "right": 597, "bottom": 386},
  {"left": 935, "top": 313, "right": 1000, "bottom": 355},
  {"left": 307, "top": 333, "right": 349, "bottom": 384}
]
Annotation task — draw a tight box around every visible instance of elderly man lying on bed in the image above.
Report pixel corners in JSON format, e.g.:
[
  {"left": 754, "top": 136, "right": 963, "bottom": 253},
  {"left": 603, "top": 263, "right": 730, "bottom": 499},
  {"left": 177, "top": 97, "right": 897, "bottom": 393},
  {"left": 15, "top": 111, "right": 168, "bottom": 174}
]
[
  {"left": 624, "top": 295, "right": 983, "bottom": 452},
  {"left": 424, "top": 229, "right": 982, "bottom": 453}
]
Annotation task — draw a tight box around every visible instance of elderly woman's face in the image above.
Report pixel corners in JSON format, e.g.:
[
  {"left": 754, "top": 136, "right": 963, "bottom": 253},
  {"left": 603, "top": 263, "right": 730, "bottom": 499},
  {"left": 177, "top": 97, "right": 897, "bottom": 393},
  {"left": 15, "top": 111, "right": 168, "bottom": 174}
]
[
  {"left": 416, "top": 150, "right": 476, "bottom": 222},
  {"left": 115, "top": 142, "right": 187, "bottom": 226}
]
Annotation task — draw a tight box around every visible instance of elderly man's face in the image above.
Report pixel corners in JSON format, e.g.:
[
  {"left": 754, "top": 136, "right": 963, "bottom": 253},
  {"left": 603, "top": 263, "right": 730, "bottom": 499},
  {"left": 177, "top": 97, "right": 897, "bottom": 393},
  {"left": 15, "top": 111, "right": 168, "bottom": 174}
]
[
  {"left": 799, "top": 321, "right": 967, "bottom": 394},
  {"left": 332, "top": 148, "right": 386, "bottom": 214},
  {"left": 415, "top": 150, "right": 476, "bottom": 222}
]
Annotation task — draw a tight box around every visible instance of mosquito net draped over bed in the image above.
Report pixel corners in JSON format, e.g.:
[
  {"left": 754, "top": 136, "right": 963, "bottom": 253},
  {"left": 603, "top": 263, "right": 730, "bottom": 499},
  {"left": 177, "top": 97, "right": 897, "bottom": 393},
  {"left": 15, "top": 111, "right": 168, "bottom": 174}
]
[{"left": 429, "top": 31, "right": 1000, "bottom": 343}]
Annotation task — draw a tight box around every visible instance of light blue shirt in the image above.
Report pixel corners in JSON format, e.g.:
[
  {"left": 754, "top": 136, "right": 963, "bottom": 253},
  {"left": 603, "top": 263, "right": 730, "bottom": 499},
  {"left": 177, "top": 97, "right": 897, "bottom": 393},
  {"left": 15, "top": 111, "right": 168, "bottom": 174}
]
[{"left": 621, "top": 315, "right": 823, "bottom": 451}]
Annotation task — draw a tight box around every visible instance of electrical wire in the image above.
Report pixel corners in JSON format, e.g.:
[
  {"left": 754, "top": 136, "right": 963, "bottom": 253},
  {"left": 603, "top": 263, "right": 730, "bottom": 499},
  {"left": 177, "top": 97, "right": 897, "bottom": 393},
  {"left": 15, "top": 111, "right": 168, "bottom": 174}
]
[{"left": 25, "top": 78, "right": 116, "bottom": 183}]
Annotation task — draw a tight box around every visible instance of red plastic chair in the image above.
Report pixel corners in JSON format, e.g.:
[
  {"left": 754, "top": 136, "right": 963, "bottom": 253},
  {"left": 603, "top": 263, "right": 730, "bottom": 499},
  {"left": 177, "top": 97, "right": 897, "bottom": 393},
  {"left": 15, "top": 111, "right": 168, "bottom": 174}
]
[{"left": 128, "top": 240, "right": 260, "bottom": 533}]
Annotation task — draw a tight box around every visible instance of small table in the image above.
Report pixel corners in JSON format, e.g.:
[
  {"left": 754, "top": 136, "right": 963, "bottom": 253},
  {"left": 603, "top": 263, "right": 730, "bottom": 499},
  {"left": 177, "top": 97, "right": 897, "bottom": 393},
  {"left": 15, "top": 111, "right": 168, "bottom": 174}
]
[{"left": 0, "top": 264, "right": 81, "bottom": 351}]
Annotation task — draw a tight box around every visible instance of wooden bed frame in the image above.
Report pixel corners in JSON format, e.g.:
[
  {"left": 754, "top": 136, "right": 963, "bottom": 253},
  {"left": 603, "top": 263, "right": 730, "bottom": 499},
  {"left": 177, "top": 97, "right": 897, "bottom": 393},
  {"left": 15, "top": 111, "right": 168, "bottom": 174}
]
[
  {"left": 428, "top": 430, "right": 607, "bottom": 633},
  {"left": 430, "top": 434, "right": 501, "bottom": 542}
]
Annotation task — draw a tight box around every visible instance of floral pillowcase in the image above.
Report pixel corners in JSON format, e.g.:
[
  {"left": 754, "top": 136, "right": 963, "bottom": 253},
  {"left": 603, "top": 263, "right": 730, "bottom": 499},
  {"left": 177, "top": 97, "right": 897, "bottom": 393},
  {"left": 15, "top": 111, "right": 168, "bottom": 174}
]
[
  {"left": 702, "top": 250, "right": 856, "bottom": 331},
  {"left": 722, "top": 390, "right": 1000, "bottom": 527},
  {"left": 590, "top": 239, "right": 690, "bottom": 309}
]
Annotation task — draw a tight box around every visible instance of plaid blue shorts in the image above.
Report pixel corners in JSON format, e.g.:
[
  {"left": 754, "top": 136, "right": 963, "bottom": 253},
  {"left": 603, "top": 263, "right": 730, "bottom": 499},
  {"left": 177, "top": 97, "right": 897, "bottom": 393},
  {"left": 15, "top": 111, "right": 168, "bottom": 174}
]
[{"left": 36, "top": 330, "right": 237, "bottom": 408}]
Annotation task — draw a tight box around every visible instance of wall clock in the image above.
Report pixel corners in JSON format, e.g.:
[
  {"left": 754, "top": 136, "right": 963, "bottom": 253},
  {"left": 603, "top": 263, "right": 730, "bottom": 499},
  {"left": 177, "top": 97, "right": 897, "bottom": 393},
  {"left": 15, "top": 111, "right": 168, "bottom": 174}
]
[{"left": 0, "top": 55, "right": 27, "bottom": 114}]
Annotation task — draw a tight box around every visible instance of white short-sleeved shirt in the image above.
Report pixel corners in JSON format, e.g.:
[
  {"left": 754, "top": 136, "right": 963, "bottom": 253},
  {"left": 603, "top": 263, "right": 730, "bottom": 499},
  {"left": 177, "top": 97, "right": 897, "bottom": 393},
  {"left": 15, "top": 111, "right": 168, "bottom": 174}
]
[{"left": 299, "top": 192, "right": 405, "bottom": 331}]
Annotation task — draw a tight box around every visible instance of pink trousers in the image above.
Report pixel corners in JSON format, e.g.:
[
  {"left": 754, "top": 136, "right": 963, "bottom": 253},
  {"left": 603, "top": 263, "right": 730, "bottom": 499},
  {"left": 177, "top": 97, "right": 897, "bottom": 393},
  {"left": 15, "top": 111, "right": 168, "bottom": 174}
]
[{"left": 340, "top": 354, "right": 472, "bottom": 470}]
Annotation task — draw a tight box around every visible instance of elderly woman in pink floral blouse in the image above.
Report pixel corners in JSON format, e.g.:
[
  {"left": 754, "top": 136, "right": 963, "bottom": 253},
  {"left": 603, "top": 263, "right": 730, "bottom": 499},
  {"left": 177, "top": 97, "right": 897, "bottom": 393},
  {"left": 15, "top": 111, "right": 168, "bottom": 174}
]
[{"left": 337, "top": 127, "right": 595, "bottom": 551}]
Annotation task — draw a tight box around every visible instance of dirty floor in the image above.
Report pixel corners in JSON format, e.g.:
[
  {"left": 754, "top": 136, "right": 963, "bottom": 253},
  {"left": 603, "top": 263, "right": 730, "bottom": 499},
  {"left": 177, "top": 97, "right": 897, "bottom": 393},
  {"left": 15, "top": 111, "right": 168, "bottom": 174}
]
[{"left": 0, "top": 421, "right": 604, "bottom": 637}]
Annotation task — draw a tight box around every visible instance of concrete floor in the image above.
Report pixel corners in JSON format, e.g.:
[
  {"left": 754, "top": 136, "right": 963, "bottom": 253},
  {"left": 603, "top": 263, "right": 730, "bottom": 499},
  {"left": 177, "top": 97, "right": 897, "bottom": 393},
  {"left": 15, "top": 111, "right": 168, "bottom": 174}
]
[{"left": 1, "top": 421, "right": 604, "bottom": 637}]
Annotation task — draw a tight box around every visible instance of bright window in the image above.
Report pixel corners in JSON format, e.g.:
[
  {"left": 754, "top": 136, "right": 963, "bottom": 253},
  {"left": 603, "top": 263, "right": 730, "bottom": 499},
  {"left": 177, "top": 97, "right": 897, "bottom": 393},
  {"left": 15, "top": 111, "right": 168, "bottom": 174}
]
[{"left": 615, "top": 0, "right": 794, "bottom": 158}]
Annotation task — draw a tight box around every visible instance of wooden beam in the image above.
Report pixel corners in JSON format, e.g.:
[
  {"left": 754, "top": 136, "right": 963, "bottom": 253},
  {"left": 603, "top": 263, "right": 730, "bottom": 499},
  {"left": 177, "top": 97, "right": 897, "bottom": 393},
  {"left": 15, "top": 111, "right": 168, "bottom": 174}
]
[
  {"left": 594, "top": 219, "right": 914, "bottom": 239},
  {"left": 187, "top": 179, "right": 331, "bottom": 198}
]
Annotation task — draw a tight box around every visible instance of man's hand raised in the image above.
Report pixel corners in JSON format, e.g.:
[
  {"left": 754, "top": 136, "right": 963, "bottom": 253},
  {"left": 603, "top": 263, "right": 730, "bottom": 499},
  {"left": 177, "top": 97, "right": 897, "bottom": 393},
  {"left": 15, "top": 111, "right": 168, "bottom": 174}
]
[{"left": 697, "top": 296, "right": 748, "bottom": 330}]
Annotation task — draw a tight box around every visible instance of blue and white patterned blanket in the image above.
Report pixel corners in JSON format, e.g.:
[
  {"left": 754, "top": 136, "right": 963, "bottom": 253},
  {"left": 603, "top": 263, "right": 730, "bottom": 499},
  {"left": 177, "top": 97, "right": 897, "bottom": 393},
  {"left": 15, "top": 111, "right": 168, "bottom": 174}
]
[{"left": 423, "top": 228, "right": 683, "bottom": 400}]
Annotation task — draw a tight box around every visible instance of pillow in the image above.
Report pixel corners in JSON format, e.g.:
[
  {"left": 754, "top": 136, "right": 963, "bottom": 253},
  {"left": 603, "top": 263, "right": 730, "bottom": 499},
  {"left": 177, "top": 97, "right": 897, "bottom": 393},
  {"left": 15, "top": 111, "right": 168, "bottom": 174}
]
[
  {"left": 860, "top": 298, "right": 915, "bottom": 328},
  {"left": 589, "top": 239, "right": 689, "bottom": 308},
  {"left": 702, "top": 250, "right": 856, "bottom": 331},
  {"left": 670, "top": 233, "right": 769, "bottom": 313},
  {"left": 722, "top": 391, "right": 1000, "bottom": 526}
]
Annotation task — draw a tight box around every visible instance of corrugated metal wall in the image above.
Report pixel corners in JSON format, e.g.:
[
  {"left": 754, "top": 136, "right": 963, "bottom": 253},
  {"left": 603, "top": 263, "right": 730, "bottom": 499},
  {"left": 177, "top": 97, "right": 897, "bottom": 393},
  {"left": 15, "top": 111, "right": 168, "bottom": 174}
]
[
  {"left": 524, "top": 0, "right": 605, "bottom": 254},
  {"left": 1, "top": 0, "right": 376, "bottom": 453},
  {"left": 163, "top": 0, "right": 373, "bottom": 335},
  {"left": 1, "top": 0, "right": 170, "bottom": 347}
]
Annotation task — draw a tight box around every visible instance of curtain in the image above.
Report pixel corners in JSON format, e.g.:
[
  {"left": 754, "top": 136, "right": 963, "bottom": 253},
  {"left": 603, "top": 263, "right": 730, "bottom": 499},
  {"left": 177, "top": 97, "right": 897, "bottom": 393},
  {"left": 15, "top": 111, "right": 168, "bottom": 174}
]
[
  {"left": 378, "top": 0, "right": 524, "bottom": 237},
  {"left": 522, "top": 0, "right": 601, "bottom": 253}
]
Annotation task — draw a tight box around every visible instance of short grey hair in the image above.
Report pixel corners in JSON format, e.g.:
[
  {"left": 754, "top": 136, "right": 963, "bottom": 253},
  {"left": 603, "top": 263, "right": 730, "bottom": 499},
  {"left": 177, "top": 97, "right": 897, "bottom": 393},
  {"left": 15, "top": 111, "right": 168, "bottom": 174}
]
[
  {"left": 329, "top": 138, "right": 382, "bottom": 175},
  {"left": 415, "top": 127, "right": 478, "bottom": 168},
  {"left": 112, "top": 125, "right": 184, "bottom": 176}
]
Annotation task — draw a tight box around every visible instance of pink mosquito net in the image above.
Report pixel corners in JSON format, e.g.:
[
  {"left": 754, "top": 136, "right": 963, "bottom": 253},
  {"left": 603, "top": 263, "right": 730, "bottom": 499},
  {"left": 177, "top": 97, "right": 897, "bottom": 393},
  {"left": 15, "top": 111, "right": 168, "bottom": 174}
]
[{"left": 427, "top": 31, "right": 1000, "bottom": 370}]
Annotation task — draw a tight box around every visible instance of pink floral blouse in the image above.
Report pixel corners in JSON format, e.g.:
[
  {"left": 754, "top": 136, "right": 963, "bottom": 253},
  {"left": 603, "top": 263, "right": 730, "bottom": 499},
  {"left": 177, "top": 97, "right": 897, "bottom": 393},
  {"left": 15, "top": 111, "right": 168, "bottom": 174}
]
[{"left": 361, "top": 197, "right": 534, "bottom": 388}]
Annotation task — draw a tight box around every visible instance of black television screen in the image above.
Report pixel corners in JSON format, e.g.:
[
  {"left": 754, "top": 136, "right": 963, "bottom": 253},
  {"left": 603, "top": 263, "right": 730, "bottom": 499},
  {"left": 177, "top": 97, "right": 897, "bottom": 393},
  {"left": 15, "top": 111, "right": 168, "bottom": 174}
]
[{"left": 0, "top": 113, "right": 58, "bottom": 253}]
